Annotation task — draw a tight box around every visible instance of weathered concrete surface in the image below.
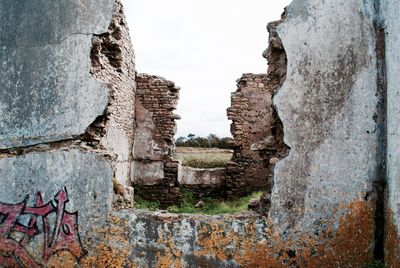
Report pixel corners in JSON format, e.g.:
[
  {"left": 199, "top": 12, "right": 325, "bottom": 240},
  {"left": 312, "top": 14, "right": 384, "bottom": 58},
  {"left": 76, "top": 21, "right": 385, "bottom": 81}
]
[
  {"left": 0, "top": 0, "right": 116, "bottom": 149},
  {"left": 132, "top": 161, "right": 165, "bottom": 185},
  {"left": 79, "top": 204, "right": 375, "bottom": 267},
  {"left": 178, "top": 166, "right": 225, "bottom": 186},
  {"left": 0, "top": 0, "right": 115, "bottom": 47},
  {"left": 0, "top": 149, "right": 113, "bottom": 266},
  {"left": 133, "top": 100, "right": 161, "bottom": 161},
  {"left": 271, "top": 0, "right": 379, "bottom": 236},
  {"left": 383, "top": 0, "right": 400, "bottom": 264},
  {"left": 178, "top": 166, "right": 226, "bottom": 198},
  {"left": 0, "top": 0, "right": 134, "bottom": 266}
]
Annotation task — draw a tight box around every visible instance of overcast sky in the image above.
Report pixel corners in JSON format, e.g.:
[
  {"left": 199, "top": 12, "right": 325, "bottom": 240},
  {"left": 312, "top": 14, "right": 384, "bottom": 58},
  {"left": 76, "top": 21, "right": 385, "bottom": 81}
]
[{"left": 121, "top": 0, "right": 291, "bottom": 138}]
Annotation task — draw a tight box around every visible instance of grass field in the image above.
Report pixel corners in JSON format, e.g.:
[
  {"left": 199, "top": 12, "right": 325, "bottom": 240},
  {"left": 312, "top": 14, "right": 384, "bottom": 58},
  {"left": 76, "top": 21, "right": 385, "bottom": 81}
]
[{"left": 177, "top": 147, "right": 233, "bottom": 168}]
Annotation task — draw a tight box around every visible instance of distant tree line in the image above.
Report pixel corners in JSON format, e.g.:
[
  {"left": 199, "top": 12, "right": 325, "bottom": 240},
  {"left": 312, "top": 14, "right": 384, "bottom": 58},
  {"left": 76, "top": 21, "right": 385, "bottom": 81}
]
[{"left": 175, "top": 134, "right": 233, "bottom": 149}]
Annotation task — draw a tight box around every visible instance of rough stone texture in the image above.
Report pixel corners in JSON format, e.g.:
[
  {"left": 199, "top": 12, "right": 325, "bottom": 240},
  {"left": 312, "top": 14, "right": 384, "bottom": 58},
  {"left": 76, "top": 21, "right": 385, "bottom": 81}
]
[
  {"left": 178, "top": 166, "right": 226, "bottom": 198},
  {"left": 271, "top": 0, "right": 379, "bottom": 235},
  {"left": 132, "top": 74, "right": 181, "bottom": 206},
  {"left": 82, "top": 203, "right": 375, "bottom": 267},
  {"left": 383, "top": 0, "right": 400, "bottom": 265},
  {"left": 0, "top": 0, "right": 137, "bottom": 205},
  {"left": 0, "top": 0, "right": 116, "bottom": 149},
  {"left": 90, "top": 0, "right": 136, "bottom": 198},
  {"left": 226, "top": 73, "right": 287, "bottom": 198},
  {"left": 134, "top": 74, "right": 180, "bottom": 160}
]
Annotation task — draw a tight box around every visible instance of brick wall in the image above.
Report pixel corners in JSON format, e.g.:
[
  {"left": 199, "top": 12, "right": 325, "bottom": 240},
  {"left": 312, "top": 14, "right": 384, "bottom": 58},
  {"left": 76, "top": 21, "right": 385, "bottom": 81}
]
[{"left": 132, "top": 74, "right": 181, "bottom": 207}]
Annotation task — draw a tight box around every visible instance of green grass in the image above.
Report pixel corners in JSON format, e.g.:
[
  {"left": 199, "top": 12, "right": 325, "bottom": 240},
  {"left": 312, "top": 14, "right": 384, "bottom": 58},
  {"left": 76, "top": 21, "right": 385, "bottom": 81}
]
[
  {"left": 134, "top": 189, "right": 263, "bottom": 215},
  {"left": 134, "top": 195, "right": 160, "bottom": 211},
  {"left": 167, "top": 190, "right": 263, "bottom": 215}
]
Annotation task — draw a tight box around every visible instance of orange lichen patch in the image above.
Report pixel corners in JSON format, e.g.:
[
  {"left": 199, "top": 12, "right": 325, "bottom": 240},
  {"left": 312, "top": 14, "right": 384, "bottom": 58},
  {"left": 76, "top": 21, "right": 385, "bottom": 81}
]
[
  {"left": 48, "top": 200, "right": 374, "bottom": 267},
  {"left": 155, "top": 230, "right": 184, "bottom": 268},
  {"left": 306, "top": 200, "right": 375, "bottom": 267},
  {"left": 47, "top": 251, "right": 76, "bottom": 268},
  {"left": 195, "top": 221, "right": 235, "bottom": 262},
  {"left": 385, "top": 210, "right": 400, "bottom": 268},
  {"left": 80, "top": 215, "right": 133, "bottom": 268},
  {"left": 195, "top": 200, "right": 375, "bottom": 267}
]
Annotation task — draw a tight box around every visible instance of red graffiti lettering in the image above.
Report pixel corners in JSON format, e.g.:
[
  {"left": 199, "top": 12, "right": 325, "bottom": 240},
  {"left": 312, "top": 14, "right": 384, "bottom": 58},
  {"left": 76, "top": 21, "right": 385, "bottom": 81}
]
[{"left": 0, "top": 188, "right": 86, "bottom": 267}]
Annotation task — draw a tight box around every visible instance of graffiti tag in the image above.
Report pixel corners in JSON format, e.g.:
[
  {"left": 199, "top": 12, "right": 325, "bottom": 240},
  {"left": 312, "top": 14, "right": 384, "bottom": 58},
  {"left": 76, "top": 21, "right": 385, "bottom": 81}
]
[{"left": 0, "top": 188, "right": 86, "bottom": 267}]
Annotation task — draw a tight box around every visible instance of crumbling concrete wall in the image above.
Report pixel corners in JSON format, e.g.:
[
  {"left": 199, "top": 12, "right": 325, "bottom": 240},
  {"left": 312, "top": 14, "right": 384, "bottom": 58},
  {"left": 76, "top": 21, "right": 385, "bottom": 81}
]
[
  {"left": 382, "top": 0, "right": 400, "bottom": 265},
  {"left": 90, "top": 0, "right": 136, "bottom": 205},
  {"left": 109, "top": 205, "right": 375, "bottom": 267},
  {"left": 271, "top": 0, "right": 379, "bottom": 238},
  {"left": 0, "top": 2, "right": 114, "bottom": 149},
  {"left": 0, "top": 0, "right": 136, "bottom": 265},
  {"left": 132, "top": 74, "right": 181, "bottom": 207}
]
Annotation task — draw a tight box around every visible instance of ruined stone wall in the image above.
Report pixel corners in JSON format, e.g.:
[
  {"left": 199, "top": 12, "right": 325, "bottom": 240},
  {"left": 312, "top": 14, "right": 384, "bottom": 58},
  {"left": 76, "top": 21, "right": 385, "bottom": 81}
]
[
  {"left": 0, "top": 0, "right": 399, "bottom": 266},
  {"left": 271, "top": 0, "right": 380, "bottom": 254},
  {"left": 0, "top": 0, "right": 137, "bottom": 265},
  {"left": 90, "top": 0, "right": 136, "bottom": 206},
  {"left": 132, "top": 74, "right": 181, "bottom": 207},
  {"left": 109, "top": 205, "right": 376, "bottom": 267},
  {"left": 226, "top": 74, "right": 287, "bottom": 198}
]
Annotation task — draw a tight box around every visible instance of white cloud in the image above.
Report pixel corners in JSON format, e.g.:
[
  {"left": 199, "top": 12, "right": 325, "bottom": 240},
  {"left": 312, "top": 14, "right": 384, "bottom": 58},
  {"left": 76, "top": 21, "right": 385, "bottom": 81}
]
[{"left": 121, "top": 0, "right": 292, "bottom": 138}]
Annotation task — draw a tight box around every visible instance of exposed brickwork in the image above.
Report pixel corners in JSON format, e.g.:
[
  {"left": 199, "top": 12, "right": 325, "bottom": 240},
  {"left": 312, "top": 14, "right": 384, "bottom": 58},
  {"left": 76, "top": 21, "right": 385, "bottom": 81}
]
[
  {"left": 226, "top": 74, "right": 275, "bottom": 197},
  {"left": 226, "top": 17, "right": 289, "bottom": 199},
  {"left": 132, "top": 74, "right": 181, "bottom": 207},
  {"left": 135, "top": 74, "right": 180, "bottom": 149}
]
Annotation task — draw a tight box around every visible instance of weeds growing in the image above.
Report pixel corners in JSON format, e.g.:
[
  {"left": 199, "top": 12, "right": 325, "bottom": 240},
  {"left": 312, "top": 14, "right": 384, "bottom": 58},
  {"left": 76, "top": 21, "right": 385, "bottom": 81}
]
[
  {"left": 133, "top": 195, "right": 161, "bottom": 211},
  {"left": 134, "top": 189, "right": 263, "bottom": 215}
]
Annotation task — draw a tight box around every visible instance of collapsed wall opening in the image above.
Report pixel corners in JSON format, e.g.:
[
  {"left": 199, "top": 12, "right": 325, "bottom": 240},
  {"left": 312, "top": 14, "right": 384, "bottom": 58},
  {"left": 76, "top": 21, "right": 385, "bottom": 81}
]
[
  {"left": 225, "top": 12, "right": 290, "bottom": 213},
  {"left": 130, "top": 11, "right": 290, "bottom": 214},
  {"left": 2, "top": 0, "right": 397, "bottom": 265}
]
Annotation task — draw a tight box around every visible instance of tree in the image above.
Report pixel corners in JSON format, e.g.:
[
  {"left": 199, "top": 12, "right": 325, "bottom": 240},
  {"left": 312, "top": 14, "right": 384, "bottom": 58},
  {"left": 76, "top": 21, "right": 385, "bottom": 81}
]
[
  {"left": 207, "top": 134, "right": 219, "bottom": 148},
  {"left": 175, "top": 134, "right": 233, "bottom": 149},
  {"left": 175, "top": 136, "right": 186, "bottom": 146}
]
